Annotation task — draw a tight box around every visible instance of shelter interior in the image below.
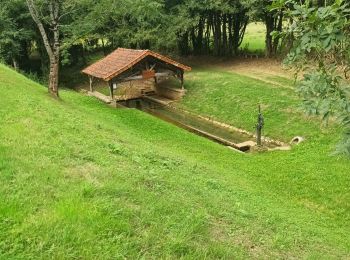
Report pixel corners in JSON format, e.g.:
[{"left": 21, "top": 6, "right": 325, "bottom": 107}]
[{"left": 82, "top": 48, "right": 191, "bottom": 102}]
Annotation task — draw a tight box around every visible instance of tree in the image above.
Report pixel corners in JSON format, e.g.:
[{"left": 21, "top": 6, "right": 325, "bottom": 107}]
[
  {"left": 0, "top": 8, "right": 22, "bottom": 69},
  {"left": 250, "top": 0, "right": 284, "bottom": 57},
  {"left": 275, "top": 0, "right": 350, "bottom": 155},
  {"left": 0, "top": 0, "right": 34, "bottom": 70},
  {"left": 26, "top": 0, "right": 61, "bottom": 97},
  {"left": 265, "top": 0, "right": 284, "bottom": 56},
  {"left": 166, "top": 0, "right": 251, "bottom": 56},
  {"left": 66, "top": 0, "right": 167, "bottom": 54}
]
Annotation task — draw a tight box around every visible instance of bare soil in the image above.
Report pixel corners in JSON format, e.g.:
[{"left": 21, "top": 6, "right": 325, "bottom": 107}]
[
  {"left": 185, "top": 56, "right": 295, "bottom": 89},
  {"left": 218, "top": 58, "right": 291, "bottom": 78}
]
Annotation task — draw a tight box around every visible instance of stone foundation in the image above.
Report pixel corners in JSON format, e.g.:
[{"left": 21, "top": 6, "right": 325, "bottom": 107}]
[{"left": 155, "top": 85, "right": 186, "bottom": 100}]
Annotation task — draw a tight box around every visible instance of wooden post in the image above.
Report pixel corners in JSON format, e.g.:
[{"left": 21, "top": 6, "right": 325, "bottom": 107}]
[
  {"left": 109, "top": 82, "right": 114, "bottom": 100},
  {"left": 256, "top": 105, "right": 264, "bottom": 146},
  {"left": 89, "top": 76, "right": 94, "bottom": 92},
  {"left": 154, "top": 76, "right": 158, "bottom": 92},
  {"left": 180, "top": 71, "right": 184, "bottom": 89},
  {"left": 257, "top": 127, "right": 262, "bottom": 146}
]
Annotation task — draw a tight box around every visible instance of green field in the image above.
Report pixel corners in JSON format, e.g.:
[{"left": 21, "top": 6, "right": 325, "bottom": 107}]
[
  {"left": 1, "top": 63, "right": 350, "bottom": 258},
  {"left": 240, "top": 22, "right": 266, "bottom": 53}
]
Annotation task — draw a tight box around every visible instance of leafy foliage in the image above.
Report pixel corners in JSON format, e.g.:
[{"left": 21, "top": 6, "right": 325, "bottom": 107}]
[
  {"left": 0, "top": 0, "right": 33, "bottom": 66},
  {"left": 275, "top": 0, "right": 350, "bottom": 155}
]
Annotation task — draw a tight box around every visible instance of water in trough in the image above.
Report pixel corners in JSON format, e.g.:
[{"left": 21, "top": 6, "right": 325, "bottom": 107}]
[{"left": 118, "top": 98, "right": 278, "bottom": 152}]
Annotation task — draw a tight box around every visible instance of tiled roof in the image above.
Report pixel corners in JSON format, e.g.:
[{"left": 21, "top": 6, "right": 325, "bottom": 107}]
[{"left": 82, "top": 48, "right": 191, "bottom": 81}]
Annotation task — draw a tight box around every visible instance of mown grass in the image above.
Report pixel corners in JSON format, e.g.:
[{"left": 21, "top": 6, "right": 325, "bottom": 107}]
[
  {"left": 1, "top": 63, "right": 350, "bottom": 258},
  {"left": 265, "top": 75, "right": 295, "bottom": 87}
]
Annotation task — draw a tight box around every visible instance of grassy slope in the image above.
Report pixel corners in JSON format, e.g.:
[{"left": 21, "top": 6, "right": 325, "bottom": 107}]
[
  {"left": 0, "top": 64, "right": 350, "bottom": 258},
  {"left": 180, "top": 68, "right": 330, "bottom": 142}
]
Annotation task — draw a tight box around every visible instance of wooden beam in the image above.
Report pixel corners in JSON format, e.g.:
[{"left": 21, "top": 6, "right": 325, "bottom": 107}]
[
  {"left": 121, "top": 72, "right": 174, "bottom": 82},
  {"left": 156, "top": 72, "right": 174, "bottom": 78}
]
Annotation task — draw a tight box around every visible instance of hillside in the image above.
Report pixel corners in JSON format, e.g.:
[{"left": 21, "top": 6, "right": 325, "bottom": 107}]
[{"left": 0, "top": 64, "right": 350, "bottom": 258}]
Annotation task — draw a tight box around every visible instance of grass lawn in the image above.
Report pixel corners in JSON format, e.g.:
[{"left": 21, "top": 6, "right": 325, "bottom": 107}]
[{"left": 1, "top": 63, "right": 350, "bottom": 258}]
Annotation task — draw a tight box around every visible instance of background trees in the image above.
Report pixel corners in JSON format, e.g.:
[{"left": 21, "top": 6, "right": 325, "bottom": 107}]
[
  {"left": 0, "top": 0, "right": 33, "bottom": 70},
  {"left": 167, "top": 0, "right": 251, "bottom": 56},
  {"left": 0, "top": 0, "right": 279, "bottom": 80}
]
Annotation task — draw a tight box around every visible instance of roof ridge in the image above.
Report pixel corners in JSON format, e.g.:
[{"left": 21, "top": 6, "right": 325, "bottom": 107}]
[
  {"left": 82, "top": 48, "right": 191, "bottom": 81},
  {"left": 119, "top": 47, "right": 146, "bottom": 52}
]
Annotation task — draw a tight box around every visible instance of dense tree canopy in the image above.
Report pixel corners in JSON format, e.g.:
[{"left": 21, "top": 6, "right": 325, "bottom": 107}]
[
  {"left": 0, "top": 0, "right": 276, "bottom": 74},
  {"left": 0, "top": 0, "right": 33, "bottom": 69}
]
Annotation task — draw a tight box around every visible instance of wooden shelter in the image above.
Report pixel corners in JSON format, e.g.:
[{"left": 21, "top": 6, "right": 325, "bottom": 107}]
[{"left": 82, "top": 48, "right": 191, "bottom": 100}]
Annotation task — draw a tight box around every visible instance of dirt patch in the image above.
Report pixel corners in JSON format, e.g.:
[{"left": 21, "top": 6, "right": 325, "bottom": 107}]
[
  {"left": 186, "top": 56, "right": 296, "bottom": 89},
  {"left": 209, "top": 217, "right": 267, "bottom": 258},
  {"left": 65, "top": 162, "right": 103, "bottom": 187},
  {"left": 219, "top": 58, "right": 291, "bottom": 78},
  {"left": 217, "top": 58, "right": 298, "bottom": 90}
]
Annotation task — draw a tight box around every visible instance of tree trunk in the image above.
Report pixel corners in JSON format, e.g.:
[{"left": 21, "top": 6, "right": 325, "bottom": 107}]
[
  {"left": 51, "top": 12, "right": 60, "bottom": 97},
  {"left": 191, "top": 27, "right": 197, "bottom": 54},
  {"left": 222, "top": 14, "right": 228, "bottom": 56},
  {"left": 216, "top": 14, "right": 222, "bottom": 56},
  {"left": 178, "top": 31, "right": 190, "bottom": 56},
  {"left": 265, "top": 10, "right": 283, "bottom": 57},
  {"left": 228, "top": 15, "right": 233, "bottom": 56},
  {"left": 212, "top": 13, "right": 218, "bottom": 56},
  {"left": 49, "top": 59, "right": 59, "bottom": 96},
  {"left": 265, "top": 13, "right": 275, "bottom": 57},
  {"left": 232, "top": 11, "right": 248, "bottom": 55},
  {"left": 233, "top": 16, "right": 240, "bottom": 55},
  {"left": 273, "top": 12, "right": 283, "bottom": 53},
  {"left": 26, "top": 0, "right": 60, "bottom": 97},
  {"left": 12, "top": 59, "right": 18, "bottom": 71},
  {"left": 205, "top": 16, "right": 211, "bottom": 54},
  {"left": 213, "top": 13, "right": 222, "bottom": 56},
  {"left": 101, "top": 38, "right": 107, "bottom": 56},
  {"left": 197, "top": 17, "right": 204, "bottom": 55},
  {"left": 238, "top": 16, "right": 248, "bottom": 47}
]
